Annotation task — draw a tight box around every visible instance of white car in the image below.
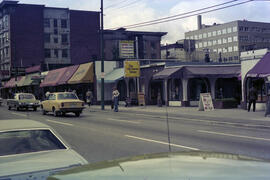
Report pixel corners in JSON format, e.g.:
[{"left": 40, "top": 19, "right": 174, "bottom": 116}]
[{"left": 0, "top": 119, "right": 88, "bottom": 179}]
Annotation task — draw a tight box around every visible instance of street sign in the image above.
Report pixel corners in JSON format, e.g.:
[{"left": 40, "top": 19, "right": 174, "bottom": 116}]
[{"left": 124, "top": 61, "right": 140, "bottom": 77}]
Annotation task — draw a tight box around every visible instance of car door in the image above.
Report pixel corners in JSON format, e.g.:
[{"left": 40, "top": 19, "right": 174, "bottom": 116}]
[{"left": 48, "top": 94, "right": 56, "bottom": 111}]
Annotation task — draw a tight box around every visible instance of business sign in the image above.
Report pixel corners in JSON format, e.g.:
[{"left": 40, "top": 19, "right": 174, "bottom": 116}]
[
  {"left": 119, "top": 40, "right": 135, "bottom": 59},
  {"left": 198, "top": 93, "right": 214, "bottom": 111},
  {"left": 124, "top": 61, "right": 140, "bottom": 78}
]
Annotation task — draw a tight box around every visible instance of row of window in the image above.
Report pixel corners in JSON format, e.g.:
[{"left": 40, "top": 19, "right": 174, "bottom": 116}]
[
  {"left": 0, "top": 47, "right": 9, "bottom": 60},
  {"left": 186, "top": 26, "right": 238, "bottom": 40},
  {"left": 44, "top": 18, "right": 68, "bottom": 29},
  {"left": 44, "top": 49, "right": 69, "bottom": 58},
  {"left": 195, "top": 36, "right": 238, "bottom": 48},
  {"left": 211, "top": 46, "right": 238, "bottom": 53},
  {"left": 0, "top": 15, "right": 9, "bottom": 31},
  {"left": 44, "top": 33, "right": 69, "bottom": 44},
  {"left": 239, "top": 26, "right": 270, "bottom": 33},
  {"left": 0, "top": 64, "right": 10, "bottom": 71}
]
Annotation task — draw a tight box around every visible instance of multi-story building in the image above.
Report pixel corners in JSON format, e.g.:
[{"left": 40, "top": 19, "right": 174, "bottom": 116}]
[
  {"left": 0, "top": 0, "right": 99, "bottom": 79},
  {"left": 185, "top": 15, "right": 270, "bottom": 63},
  {"left": 103, "top": 28, "right": 167, "bottom": 66}
]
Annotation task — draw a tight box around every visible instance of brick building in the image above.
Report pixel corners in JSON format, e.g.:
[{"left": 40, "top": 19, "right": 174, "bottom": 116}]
[{"left": 0, "top": 0, "right": 99, "bottom": 79}]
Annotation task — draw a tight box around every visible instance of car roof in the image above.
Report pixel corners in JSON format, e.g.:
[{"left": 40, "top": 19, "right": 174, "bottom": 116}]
[
  {"left": 15, "top": 93, "right": 34, "bottom": 95},
  {"left": 0, "top": 119, "right": 50, "bottom": 132}
]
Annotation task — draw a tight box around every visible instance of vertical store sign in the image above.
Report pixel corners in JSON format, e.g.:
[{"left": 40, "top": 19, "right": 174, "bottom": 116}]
[
  {"left": 119, "top": 40, "right": 135, "bottom": 59},
  {"left": 124, "top": 61, "right": 140, "bottom": 78}
]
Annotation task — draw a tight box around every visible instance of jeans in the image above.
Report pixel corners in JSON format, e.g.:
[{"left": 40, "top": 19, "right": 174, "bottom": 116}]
[
  {"left": 114, "top": 97, "right": 118, "bottom": 112},
  {"left": 248, "top": 100, "right": 256, "bottom": 112}
]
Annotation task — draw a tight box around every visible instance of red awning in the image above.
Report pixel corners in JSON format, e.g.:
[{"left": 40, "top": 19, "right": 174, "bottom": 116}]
[
  {"left": 40, "top": 67, "right": 68, "bottom": 87},
  {"left": 4, "top": 76, "right": 23, "bottom": 88},
  {"left": 57, "top": 65, "right": 79, "bottom": 85}
]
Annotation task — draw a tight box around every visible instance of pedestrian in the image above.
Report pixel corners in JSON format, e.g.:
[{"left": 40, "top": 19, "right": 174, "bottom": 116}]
[
  {"left": 248, "top": 85, "right": 258, "bottom": 112},
  {"left": 85, "top": 89, "right": 93, "bottom": 107},
  {"left": 45, "top": 91, "right": 50, "bottom": 98},
  {"left": 112, "top": 87, "right": 120, "bottom": 112},
  {"left": 157, "top": 90, "right": 162, "bottom": 107}
]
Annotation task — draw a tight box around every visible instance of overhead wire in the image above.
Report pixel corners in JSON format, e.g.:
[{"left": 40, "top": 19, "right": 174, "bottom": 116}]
[
  {"left": 108, "top": 0, "right": 254, "bottom": 30},
  {"left": 104, "top": 0, "right": 133, "bottom": 10}
]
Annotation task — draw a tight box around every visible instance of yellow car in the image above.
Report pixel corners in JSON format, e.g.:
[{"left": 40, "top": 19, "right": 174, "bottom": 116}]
[{"left": 41, "top": 92, "right": 85, "bottom": 117}]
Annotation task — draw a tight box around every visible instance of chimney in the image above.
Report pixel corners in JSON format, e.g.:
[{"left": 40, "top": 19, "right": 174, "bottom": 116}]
[{"left": 197, "top": 15, "right": 202, "bottom": 30}]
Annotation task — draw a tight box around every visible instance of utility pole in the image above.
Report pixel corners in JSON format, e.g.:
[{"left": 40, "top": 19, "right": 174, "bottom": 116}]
[{"left": 100, "top": 0, "right": 105, "bottom": 110}]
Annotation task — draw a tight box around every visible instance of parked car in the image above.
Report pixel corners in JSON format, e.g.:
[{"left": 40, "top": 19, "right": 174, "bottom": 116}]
[
  {"left": 0, "top": 97, "right": 2, "bottom": 106},
  {"left": 7, "top": 93, "right": 40, "bottom": 111},
  {"left": 41, "top": 92, "right": 85, "bottom": 117},
  {"left": 0, "top": 119, "right": 88, "bottom": 179}
]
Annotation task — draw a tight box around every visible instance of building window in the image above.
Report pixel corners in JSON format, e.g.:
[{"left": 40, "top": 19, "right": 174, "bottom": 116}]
[
  {"left": 222, "top": 28, "right": 227, "bottom": 34},
  {"left": 233, "top": 46, "right": 238, "bottom": 51},
  {"left": 244, "top": 27, "right": 249, "bottom": 31},
  {"left": 61, "top": 19, "right": 67, "bottom": 28},
  {"left": 228, "top": 46, "right": 233, "bottom": 52},
  {"left": 54, "top": 37, "right": 58, "bottom": 44},
  {"left": 190, "top": 35, "right": 194, "bottom": 39},
  {"left": 44, "top": 33, "right": 50, "bottom": 43},
  {"left": 208, "top": 32, "right": 212, "bottom": 37},
  {"left": 199, "top": 42, "right": 202, "bottom": 48},
  {"left": 233, "top": 26, "right": 237, "bottom": 32},
  {"left": 45, "top": 49, "right": 51, "bottom": 58},
  {"left": 186, "top": 36, "right": 190, "bottom": 40},
  {"left": 227, "top": 27, "right": 232, "bottom": 33},
  {"left": 213, "top": 40, "right": 217, "bottom": 45},
  {"left": 44, "top": 18, "right": 50, "bottom": 28},
  {"left": 195, "top": 43, "right": 198, "bottom": 48},
  {"left": 223, "top": 38, "right": 227, "bottom": 44},
  {"left": 62, "top": 49, "right": 68, "bottom": 58},
  {"left": 199, "top": 34, "right": 202, "bottom": 39},
  {"left": 54, "top": 49, "right": 58, "bottom": 58},
  {"left": 218, "top": 39, "right": 222, "bottom": 44},
  {"left": 223, "top": 47, "right": 227, "bottom": 53},
  {"left": 239, "top": 26, "right": 243, "bottom": 31},
  {"left": 213, "top": 49, "right": 217, "bottom": 52},
  {"left": 217, "top": 30, "right": 221, "bottom": 35},
  {"left": 234, "top": 56, "right": 238, "bottom": 60},
  {"left": 194, "top": 35, "right": 198, "bottom": 40},
  {"left": 218, "top": 48, "right": 222, "bottom": 53},
  {"left": 54, "top": 29, "right": 58, "bottom": 35},
  {"left": 229, "top": 57, "right": 233, "bottom": 61},
  {"left": 228, "top": 37, "right": 232, "bottom": 43},
  {"left": 239, "top": 36, "right": 248, "bottom": 42},
  {"left": 203, "top": 41, "right": 207, "bottom": 47},
  {"left": 203, "top": 33, "right": 207, "bottom": 38},
  {"left": 213, "top": 31, "right": 216, "bottom": 36},
  {"left": 233, "top": 36, "right": 238, "bottom": 41},
  {"left": 208, "top": 41, "right": 212, "bottom": 46},
  {"left": 61, "top": 34, "right": 68, "bottom": 44},
  {"left": 53, "top": 19, "right": 58, "bottom": 28}
]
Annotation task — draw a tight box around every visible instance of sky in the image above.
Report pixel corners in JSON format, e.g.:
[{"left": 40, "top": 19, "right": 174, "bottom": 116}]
[{"left": 18, "top": 0, "right": 270, "bottom": 43}]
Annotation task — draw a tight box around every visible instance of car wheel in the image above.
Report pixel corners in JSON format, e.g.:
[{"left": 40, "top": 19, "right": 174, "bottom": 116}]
[
  {"left": 16, "top": 106, "right": 20, "bottom": 111},
  {"left": 62, "top": 112, "right": 66, "bottom": 116},
  {"left": 33, "top": 107, "right": 37, "bottom": 111},
  {"left": 52, "top": 107, "right": 58, "bottom": 117},
  {"left": 42, "top": 109, "right": 47, "bottom": 115},
  {"left": 75, "top": 112, "right": 80, "bottom": 117},
  {"left": 8, "top": 106, "right": 11, "bottom": 110}
]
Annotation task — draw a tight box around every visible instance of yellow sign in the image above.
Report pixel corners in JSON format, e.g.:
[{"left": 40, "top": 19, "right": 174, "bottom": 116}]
[{"left": 124, "top": 61, "right": 140, "bottom": 78}]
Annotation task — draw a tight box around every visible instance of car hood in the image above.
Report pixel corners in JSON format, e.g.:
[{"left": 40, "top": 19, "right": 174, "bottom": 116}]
[
  {"left": 0, "top": 149, "right": 87, "bottom": 177},
  {"left": 49, "top": 151, "right": 270, "bottom": 180}
]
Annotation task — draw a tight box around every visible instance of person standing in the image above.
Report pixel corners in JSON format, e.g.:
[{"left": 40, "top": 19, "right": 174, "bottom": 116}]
[
  {"left": 248, "top": 85, "right": 258, "bottom": 112},
  {"left": 85, "top": 89, "right": 93, "bottom": 107},
  {"left": 112, "top": 87, "right": 120, "bottom": 112}
]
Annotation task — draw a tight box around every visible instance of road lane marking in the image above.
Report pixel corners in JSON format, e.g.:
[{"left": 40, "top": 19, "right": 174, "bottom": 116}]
[
  {"left": 125, "top": 134, "right": 199, "bottom": 150},
  {"left": 46, "top": 119, "right": 73, "bottom": 126},
  {"left": 11, "top": 112, "right": 27, "bottom": 117},
  {"left": 107, "top": 118, "right": 141, "bottom": 124},
  {"left": 198, "top": 130, "right": 270, "bottom": 142}
]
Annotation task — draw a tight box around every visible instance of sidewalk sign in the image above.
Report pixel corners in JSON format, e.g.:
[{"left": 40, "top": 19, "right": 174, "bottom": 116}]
[
  {"left": 198, "top": 93, "right": 214, "bottom": 111},
  {"left": 138, "top": 92, "right": 145, "bottom": 106}
]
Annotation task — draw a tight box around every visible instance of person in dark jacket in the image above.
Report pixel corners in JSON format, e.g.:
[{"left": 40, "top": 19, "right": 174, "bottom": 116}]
[{"left": 248, "top": 85, "right": 258, "bottom": 112}]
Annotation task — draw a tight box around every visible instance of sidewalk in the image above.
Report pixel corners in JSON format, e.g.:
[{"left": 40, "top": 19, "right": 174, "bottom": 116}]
[{"left": 89, "top": 104, "right": 270, "bottom": 122}]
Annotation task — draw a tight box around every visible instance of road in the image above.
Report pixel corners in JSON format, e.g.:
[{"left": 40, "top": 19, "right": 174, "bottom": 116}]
[{"left": 1, "top": 105, "right": 270, "bottom": 163}]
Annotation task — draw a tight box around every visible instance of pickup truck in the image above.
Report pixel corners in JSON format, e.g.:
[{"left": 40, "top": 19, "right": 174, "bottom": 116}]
[{"left": 7, "top": 93, "right": 40, "bottom": 111}]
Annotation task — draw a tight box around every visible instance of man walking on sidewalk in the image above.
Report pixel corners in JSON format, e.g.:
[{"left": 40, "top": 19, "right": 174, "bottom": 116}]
[
  {"left": 248, "top": 85, "right": 258, "bottom": 112},
  {"left": 112, "top": 87, "right": 120, "bottom": 112}
]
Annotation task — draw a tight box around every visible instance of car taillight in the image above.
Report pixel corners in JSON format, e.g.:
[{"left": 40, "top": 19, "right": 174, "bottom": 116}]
[{"left": 61, "top": 103, "right": 64, "bottom": 107}]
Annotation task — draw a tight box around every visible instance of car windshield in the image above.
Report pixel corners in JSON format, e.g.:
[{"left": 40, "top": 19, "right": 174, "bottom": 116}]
[
  {"left": 57, "top": 93, "right": 78, "bottom": 100},
  {"left": 0, "top": 129, "right": 66, "bottom": 156},
  {"left": 19, "top": 94, "right": 35, "bottom": 100}
]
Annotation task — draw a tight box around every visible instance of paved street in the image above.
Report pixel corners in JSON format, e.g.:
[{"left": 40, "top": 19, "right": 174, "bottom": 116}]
[{"left": 1, "top": 104, "right": 270, "bottom": 163}]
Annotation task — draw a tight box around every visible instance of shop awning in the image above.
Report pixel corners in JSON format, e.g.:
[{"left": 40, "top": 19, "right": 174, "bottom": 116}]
[
  {"left": 17, "top": 73, "right": 40, "bottom": 87},
  {"left": 247, "top": 52, "right": 270, "bottom": 77},
  {"left": 183, "top": 65, "right": 240, "bottom": 78},
  {"left": 40, "top": 67, "right": 68, "bottom": 87},
  {"left": 153, "top": 67, "right": 182, "bottom": 80},
  {"left": 68, "top": 62, "right": 94, "bottom": 84},
  {"left": 99, "top": 68, "right": 124, "bottom": 83},
  {"left": 4, "top": 76, "right": 23, "bottom": 88},
  {"left": 16, "top": 76, "right": 26, "bottom": 87},
  {"left": 57, "top": 65, "right": 79, "bottom": 85}
]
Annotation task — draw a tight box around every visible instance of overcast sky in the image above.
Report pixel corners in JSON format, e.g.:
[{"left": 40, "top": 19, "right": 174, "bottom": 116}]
[{"left": 19, "top": 0, "right": 270, "bottom": 43}]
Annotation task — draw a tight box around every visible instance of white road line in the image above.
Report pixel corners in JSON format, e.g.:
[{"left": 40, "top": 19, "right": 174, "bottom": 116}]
[
  {"left": 198, "top": 130, "right": 270, "bottom": 142},
  {"left": 11, "top": 112, "right": 27, "bottom": 117},
  {"left": 46, "top": 119, "right": 73, "bottom": 126},
  {"left": 125, "top": 134, "right": 199, "bottom": 150},
  {"left": 107, "top": 118, "right": 141, "bottom": 124}
]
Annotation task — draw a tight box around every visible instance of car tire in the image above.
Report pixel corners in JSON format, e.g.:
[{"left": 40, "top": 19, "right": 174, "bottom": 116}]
[
  {"left": 62, "top": 112, "right": 66, "bottom": 116},
  {"left": 16, "top": 106, "right": 20, "bottom": 111},
  {"left": 53, "top": 107, "right": 58, "bottom": 117},
  {"left": 8, "top": 106, "right": 11, "bottom": 110},
  {"left": 75, "top": 112, "right": 80, "bottom": 117},
  {"left": 33, "top": 107, "right": 37, "bottom": 111}
]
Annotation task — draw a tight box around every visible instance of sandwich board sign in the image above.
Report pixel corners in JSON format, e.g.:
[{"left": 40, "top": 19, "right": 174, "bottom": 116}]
[{"left": 198, "top": 93, "right": 214, "bottom": 111}]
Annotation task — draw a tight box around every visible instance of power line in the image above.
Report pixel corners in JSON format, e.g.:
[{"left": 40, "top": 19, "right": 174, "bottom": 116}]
[
  {"left": 104, "top": 0, "right": 137, "bottom": 10},
  {"left": 113, "top": 0, "right": 144, "bottom": 10},
  {"left": 108, "top": 0, "right": 253, "bottom": 30}
]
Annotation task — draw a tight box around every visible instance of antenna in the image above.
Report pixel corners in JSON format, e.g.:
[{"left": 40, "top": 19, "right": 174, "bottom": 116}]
[{"left": 165, "top": 104, "right": 171, "bottom": 152}]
